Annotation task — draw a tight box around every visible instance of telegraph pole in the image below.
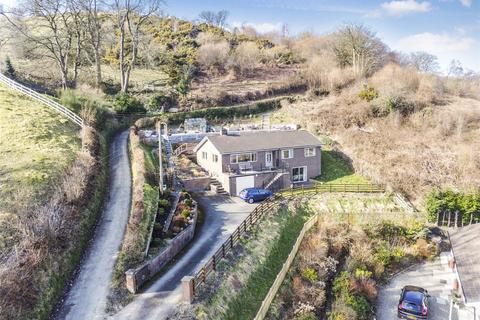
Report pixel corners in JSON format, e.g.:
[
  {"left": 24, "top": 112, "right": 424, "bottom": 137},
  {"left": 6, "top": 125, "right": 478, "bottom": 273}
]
[{"left": 157, "top": 121, "right": 164, "bottom": 195}]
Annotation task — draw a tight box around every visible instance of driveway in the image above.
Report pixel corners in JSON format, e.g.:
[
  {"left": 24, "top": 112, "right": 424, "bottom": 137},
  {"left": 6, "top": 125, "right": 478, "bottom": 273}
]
[
  {"left": 112, "top": 193, "right": 255, "bottom": 320},
  {"left": 56, "top": 130, "right": 132, "bottom": 320},
  {"left": 376, "top": 252, "right": 455, "bottom": 320}
]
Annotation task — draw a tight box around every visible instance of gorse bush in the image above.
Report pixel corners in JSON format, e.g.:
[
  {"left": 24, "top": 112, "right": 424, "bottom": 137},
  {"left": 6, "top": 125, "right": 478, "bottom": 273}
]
[
  {"left": 113, "top": 93, "right": 145, "bottom": 113},
  {"left": 358, "top": 84, "right": 379, "bottom": 102}
]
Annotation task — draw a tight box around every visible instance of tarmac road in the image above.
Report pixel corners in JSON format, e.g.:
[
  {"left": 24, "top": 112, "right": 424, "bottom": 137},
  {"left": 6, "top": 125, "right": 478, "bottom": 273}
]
[{"left": 56, "top": 130, "right": 132, "bottom": 320}]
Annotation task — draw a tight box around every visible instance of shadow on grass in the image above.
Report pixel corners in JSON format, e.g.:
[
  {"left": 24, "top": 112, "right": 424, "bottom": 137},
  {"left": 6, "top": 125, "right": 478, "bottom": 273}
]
[{"left": 315, "top": 150, "right": 368, "bottom": 184}]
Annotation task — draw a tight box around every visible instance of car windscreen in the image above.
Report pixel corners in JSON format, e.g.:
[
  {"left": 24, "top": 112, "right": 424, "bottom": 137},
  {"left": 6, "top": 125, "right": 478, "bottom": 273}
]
[
  {"left": 239, "top": 190, "right": 247, "bottom": 197},
  {"left": 403, "top": 301, "right": 421, "bottom": 313}
]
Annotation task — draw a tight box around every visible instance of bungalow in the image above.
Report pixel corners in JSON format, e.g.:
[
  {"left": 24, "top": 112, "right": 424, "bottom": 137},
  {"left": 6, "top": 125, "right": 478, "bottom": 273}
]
[
  {"left": 449, "top": 223, "right": 480, "bottom": 318},
  {"left": 193, "top": 130, "right": 322, "bottom": 195}
]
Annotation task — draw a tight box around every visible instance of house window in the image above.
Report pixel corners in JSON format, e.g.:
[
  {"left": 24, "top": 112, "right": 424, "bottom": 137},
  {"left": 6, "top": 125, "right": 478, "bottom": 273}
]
[
  {"left": 281, "top": 149, "right": 294, "bottom": 159},
  {"left": 292, "top": 167, "right": 307, "bottom": 183},
  {"left": 304, "top": 147, "right": 316, "bottom": 157},
  {"left": 212, "top": 154, "right": 219, "bottom": 162},
  {"left": 230, "top": 153, "right": 257, "bottom": 164},
  {"left": 202, "top": 151, "right": 208, "bottom": 160}
]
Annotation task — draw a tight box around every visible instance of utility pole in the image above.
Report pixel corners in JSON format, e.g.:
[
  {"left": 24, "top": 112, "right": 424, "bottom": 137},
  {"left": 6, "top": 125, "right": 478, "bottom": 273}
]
[{"left": 157, "top": 121, "right": 164, "bottom": 195}]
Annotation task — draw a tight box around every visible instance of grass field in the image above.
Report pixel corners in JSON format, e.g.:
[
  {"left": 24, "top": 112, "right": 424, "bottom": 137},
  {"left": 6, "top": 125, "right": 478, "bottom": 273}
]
[{"left": 0, "top": 83, "right": 80, "bottom": 252}]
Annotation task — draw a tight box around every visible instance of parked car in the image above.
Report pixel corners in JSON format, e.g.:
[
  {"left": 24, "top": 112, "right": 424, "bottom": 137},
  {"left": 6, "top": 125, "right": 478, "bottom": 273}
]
[
  {"left": 239, "top": 188, "right": 272, "bottom": 203},
  {"left": 398, "top": 286, "right": 429, "bottom": 319}
]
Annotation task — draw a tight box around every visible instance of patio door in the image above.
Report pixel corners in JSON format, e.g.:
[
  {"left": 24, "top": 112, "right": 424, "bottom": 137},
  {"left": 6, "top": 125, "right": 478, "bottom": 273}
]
[
  {"left": 292, "top": 166, "right": 307, "bottom": 183},
  {"left": 265, "top": 152, "right": 273, "bottom": 168}
]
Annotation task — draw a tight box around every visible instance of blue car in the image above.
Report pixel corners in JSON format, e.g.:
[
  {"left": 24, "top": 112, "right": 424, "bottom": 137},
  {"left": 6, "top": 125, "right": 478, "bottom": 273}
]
[
  {"left": 397, "top": 286, "right": 429, "bottom": 319},
  {"left": 239, "top": 188, "right": 273, "bottom": 204}
]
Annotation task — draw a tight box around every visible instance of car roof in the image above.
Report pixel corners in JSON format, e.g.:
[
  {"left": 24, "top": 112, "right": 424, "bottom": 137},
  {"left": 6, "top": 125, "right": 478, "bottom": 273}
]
[
  {"left": 243, "top": 188, "right": 268, "bottom": 191},
  {"left": 403, "top": 287, "right": 426, "bottom": 304}
]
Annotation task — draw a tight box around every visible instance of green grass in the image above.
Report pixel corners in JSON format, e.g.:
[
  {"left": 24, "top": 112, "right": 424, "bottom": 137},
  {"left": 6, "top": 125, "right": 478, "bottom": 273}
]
[
  {"left": 315, "top": 150, "right": 369, "bottom": 184},
  {"left": 0, "top": 83, "right": 80, "bottom": 252},
  {"left": 220, "top": 206, "right": 312, "bottom": 320}
]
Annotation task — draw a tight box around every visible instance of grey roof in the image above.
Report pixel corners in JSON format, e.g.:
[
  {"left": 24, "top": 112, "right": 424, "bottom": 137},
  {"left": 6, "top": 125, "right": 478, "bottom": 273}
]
[
  {"left": 449, "top": 224, "right": 480, "bottom": 303},
  {"left": 204, "top": 130, "right": 321, "bottom": 154}
]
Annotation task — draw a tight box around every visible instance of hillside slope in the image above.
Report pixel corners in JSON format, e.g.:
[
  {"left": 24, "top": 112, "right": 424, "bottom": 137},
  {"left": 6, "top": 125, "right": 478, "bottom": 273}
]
[
  {"left": 0, "top": 83, "right": 80, "bottom": 253},
  {"left": 275, "top": 94, "right": 480, "bottom": 203}
]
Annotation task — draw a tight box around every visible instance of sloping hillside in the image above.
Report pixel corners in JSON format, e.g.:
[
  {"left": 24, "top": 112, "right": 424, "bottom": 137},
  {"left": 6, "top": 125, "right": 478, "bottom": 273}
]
[
  {"left": 0, "top": 83, "right": 80, "bottom": 253},
  {"left": 273, "top": 81, "right": 480, "bottom": 204}
]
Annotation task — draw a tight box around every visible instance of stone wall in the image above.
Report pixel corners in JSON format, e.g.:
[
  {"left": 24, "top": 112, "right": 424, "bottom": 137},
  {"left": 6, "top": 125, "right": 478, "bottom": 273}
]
[
  {"left": 181, "top": 177, "right": 211, "bottom": 192},
  {"left": 126, "top": 202, "right": 198, "bottom": 293}
]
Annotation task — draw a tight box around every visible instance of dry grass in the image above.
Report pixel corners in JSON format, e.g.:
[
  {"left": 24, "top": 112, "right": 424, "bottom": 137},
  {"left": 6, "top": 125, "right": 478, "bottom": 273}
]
[
  {"left": 272, "top": 67, "right": 480, "bottom": 204},
  {"left": 0, "top": 125, "right": 100, "bottom": 319}
]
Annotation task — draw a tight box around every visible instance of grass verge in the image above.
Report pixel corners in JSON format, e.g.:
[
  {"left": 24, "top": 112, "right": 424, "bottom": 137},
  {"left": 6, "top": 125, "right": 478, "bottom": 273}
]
[{"left": 192, "top": 201, "right": 313, "bottom": 320}]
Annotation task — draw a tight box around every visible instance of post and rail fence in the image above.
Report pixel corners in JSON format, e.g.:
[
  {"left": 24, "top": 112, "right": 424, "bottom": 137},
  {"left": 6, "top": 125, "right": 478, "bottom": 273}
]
[
  {"left": 0, "top": 73, "right": 84, "bottom": 128},
  {"left": 182, "top": 182, "right": 385, "bottom": 301},
  {"left": 254, "top": 212, "right": 320, "bottom": 320}
]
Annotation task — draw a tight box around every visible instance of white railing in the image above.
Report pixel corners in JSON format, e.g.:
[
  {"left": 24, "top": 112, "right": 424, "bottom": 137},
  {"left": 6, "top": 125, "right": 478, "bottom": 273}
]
[{"left": 0, "top": 73, "right": 84, "bottom": 127}]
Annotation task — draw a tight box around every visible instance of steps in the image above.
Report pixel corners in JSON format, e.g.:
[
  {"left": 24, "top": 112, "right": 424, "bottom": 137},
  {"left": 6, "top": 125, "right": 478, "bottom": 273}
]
[
  {"left": 265, "top": 171, "right": 288, "bottom": 190},
  {"left": 210, "top": 178, "right": 228, "bottom": 195}
]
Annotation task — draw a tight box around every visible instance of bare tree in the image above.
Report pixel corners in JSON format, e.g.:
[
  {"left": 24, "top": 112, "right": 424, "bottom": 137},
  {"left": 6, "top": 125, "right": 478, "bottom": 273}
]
[
  {"left": 332, "top": 24, "right": 388, "bottom": 76},
  {"left": 408, "top": 51, "right": 439, "bottom": 73},
  {"left": 1, "top": 0, "right": 84, "bottom": 88},
  {"left": 198, "top": 9, "right": 229, "bottom": 28},
  {"left": 111, "top": 0, "right": 163, "bottom": 92},
  {"left": 77, "top": 0, "right": 103, "bottom": 87},
  {"left": 448, "top": 59, "right": 464, "bottom": 77}
]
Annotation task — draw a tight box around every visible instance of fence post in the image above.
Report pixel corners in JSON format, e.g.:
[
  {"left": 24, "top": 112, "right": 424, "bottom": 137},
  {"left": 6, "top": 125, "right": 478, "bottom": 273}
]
[
  {"left": 181, "top": 276, "right": 195, "bottom": 303},
  {"left": 212, "top": 255, "right": 216, "bottom": 271}
]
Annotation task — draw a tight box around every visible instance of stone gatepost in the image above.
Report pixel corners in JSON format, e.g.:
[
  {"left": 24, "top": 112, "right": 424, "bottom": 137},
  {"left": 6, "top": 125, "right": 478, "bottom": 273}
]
[
  {"left": 181, "top": 276, "right": 194, "bottom": 303},
  {"left": 125, "top": 269, "right": 137, "bottom": 294}
]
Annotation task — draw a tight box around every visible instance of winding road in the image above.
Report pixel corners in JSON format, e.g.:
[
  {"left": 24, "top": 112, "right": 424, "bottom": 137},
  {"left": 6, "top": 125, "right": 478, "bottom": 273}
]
[
  {"left": 56, "top": 130, "right": 132, "bottom": 320},
  {"left": 112, "top": 194, "right": 254, "bottom": 320}
]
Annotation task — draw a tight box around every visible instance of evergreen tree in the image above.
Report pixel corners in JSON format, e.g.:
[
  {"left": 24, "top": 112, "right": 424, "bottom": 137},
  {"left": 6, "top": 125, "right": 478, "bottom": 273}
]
[{"left": 5, "top": 56, "right": 15, "bottom": 78}]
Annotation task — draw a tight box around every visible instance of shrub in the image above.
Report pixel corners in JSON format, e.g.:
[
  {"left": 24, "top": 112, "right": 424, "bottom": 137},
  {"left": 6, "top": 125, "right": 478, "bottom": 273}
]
[
  {"left": 4, "top": 56, "right": 16, "bottom": 78},
  {"left": 392, "top": 246, "right": 406, "bottom": 263},
  {"left": 181, "top": 209, "right": 191, "bottom": 220},
  {"left": 100, "top": 79, "right": 121, "bottom": 95},
  {"left": 358, "top": 84, "right": 379, "bottom": 102},
  {"left": 153, "top": 222, "right": 162, "bottom": 232},
  {"left": 146, "top": 93, "right": 175, "bottom": 112},
  {"left": 373, "top": 242, "right": 392, "bottom": 267},
  {"left": 158, "top": 199, "right": 170, "bottom": 211},
  {"left": 300, "top": 267, "right": 319, "bottom": 283},
  {"left": 184, "top": 198, "right": 193, "bottom": 207},
  {"left": 151, "top": 238, "right": 163, "bottom": 247},
  {"left": 346, "top": 294, "right": 370, "bottom": 320},
  {"left": 354, "top": 268, "right": 372, "bottom": 280},
  {"left": 113, "top": 93, "right": 145, "bottom": 113}
]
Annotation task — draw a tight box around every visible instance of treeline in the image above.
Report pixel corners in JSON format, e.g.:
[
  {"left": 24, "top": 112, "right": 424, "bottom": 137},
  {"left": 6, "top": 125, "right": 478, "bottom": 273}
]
[{"left": 426, "top": 190, "right": 480, "bottom": 226}]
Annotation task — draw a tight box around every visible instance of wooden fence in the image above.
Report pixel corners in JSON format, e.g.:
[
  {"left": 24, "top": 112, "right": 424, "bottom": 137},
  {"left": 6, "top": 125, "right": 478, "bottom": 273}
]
[
  {"left": 254, "top": 213, "right": 320, "bottom": 320},
  {"left": 190, "top": 183, "right": 385, "bottom": 297},
  {"left": 0, "top": 73, "right": 84, "bottom": 127}
]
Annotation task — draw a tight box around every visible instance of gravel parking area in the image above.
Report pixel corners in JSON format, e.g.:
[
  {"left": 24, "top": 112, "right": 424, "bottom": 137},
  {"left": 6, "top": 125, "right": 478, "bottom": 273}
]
[{"left": 376, "top": 252, "right": 454, "bottom": 320}]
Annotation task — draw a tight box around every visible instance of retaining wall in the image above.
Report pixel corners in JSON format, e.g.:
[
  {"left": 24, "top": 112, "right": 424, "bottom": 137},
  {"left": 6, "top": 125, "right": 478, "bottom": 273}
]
[{"left": 126, "top": 202, "right": 198, "bottom": 293}]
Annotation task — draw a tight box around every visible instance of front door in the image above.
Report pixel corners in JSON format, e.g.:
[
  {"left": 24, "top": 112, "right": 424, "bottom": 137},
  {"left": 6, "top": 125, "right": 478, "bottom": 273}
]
[{"left": 265, "top": 152, "right": 273, "bottom": 168}]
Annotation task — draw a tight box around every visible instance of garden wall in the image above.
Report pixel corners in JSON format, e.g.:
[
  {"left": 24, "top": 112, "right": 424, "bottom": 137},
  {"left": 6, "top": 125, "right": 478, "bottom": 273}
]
[
  {"left": 181, "top": 177, "right": 211, "bottom": 192},
  {"left": 125, "top": 202, "right": 198, "bottom": 293}
]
